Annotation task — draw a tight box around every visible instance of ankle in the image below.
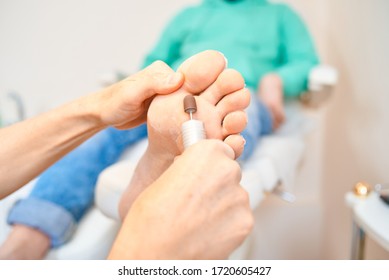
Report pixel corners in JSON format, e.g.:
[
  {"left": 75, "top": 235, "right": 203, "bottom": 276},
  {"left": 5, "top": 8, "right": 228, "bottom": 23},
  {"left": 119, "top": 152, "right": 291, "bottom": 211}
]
[{"left": 0, "top": 225, "right": 50, "bottom": 259}]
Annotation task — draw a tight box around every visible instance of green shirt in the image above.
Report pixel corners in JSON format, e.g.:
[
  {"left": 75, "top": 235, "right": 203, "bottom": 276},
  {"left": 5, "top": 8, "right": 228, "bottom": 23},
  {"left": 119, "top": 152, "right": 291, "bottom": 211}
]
[{"left": 142, "top": 0, "right": 319, "bottom": 96}]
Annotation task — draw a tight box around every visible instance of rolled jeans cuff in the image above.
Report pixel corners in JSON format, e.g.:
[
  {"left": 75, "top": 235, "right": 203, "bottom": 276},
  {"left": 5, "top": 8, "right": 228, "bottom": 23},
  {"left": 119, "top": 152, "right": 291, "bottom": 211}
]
[{"left": 7, "top": 198, "right": 76, "bottom": 248}]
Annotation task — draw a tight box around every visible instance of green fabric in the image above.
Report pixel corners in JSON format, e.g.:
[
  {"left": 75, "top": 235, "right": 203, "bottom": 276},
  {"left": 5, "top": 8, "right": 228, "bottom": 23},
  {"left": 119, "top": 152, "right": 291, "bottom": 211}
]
[{"left": 142, "top": 0, "right": 319, "bottom": 96}]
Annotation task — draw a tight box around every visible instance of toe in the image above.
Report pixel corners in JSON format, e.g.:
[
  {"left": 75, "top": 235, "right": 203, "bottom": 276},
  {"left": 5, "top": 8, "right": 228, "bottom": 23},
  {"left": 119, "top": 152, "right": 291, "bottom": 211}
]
[
  {"left": 177, "top": 50, "right": 227, "bottom": 94},
  {"left": 224, "top": 134, "right": 246, "bottom": 159},
  {"left": 201, "top": 69, "right": 245, "bottom": 105},
  {"left": 222, "top": 111, "right": 248, "bottom": 136},
  {"left": 216, "top": 88, "right": 251, "bottom": 119}
]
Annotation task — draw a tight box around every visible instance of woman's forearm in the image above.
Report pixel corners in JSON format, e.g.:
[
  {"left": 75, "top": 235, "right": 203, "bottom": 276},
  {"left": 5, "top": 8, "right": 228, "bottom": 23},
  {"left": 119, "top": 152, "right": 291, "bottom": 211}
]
[
  {"left": 0, "top": 60, "right": 184, "bottom": 199},
  {"left": 0, "top": 94, "right": 104, "bottom": 199}
]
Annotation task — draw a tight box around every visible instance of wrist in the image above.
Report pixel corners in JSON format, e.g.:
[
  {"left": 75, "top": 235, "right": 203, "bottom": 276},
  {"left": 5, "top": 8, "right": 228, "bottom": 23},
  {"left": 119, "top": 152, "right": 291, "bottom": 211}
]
[
  {"left": 259, "top": 73, "right": 282, "bottom": 91},
  {"left": 72, "top": 91, "right": 108, "bottom": 131},
  {"left": 259, "top": 74, "right": 283, "bottom": 99}
]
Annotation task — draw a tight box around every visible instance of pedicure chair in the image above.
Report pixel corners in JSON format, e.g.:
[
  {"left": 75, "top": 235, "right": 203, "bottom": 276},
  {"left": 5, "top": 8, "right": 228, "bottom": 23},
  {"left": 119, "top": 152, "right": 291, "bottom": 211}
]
[{"left": 0, "top": 65, "right": 337, "bottom": 259}]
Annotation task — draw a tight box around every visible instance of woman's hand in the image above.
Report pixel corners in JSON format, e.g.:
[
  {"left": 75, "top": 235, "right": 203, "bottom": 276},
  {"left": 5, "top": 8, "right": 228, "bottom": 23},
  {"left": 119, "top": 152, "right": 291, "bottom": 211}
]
[{"left": 94, "top": 61, "right": 184, "bottom": 129}]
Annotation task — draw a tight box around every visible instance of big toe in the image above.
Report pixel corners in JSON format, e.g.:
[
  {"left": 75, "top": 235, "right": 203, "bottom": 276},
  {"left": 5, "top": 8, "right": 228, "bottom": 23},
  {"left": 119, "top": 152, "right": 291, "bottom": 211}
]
[{"left": 177, "top": 50, "right": 227, "bottom": 94}]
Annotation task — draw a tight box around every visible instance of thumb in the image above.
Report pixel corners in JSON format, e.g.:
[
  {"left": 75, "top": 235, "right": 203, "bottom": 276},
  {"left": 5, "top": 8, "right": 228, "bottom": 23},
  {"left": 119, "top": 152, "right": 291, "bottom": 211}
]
[{"left": 132, "top": 61, "right": 184, "bottom": 100}]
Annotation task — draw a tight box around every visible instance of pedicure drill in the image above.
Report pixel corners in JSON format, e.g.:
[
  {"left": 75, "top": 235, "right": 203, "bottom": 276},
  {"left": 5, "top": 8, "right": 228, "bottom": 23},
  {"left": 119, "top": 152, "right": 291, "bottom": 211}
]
[{"left": 181, "top": 95, "right": 206, "bottom": 149}]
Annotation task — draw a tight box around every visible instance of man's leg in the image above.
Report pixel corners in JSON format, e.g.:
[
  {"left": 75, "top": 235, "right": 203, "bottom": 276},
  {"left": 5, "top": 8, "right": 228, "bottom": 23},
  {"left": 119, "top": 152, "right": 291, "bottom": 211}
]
[
  {"left": 0, "top": 125, "right": 146, "bottom": 259},
  {"left": 239, "top": 95, "right": 273, "bottom": 162}
]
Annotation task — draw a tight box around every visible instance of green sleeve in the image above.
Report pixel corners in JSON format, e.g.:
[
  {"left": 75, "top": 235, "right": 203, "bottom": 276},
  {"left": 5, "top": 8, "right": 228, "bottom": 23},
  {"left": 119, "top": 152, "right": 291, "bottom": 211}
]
[
  {"left": 275, "top": 5, "right": 319, "bottom": 97},
  {"left": 141, "top": 8, "right": 195, "bottom": 69}
]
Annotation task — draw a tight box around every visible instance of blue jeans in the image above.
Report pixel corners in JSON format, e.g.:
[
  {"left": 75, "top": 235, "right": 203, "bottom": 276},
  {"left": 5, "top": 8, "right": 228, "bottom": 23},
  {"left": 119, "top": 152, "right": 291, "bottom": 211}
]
[
  {"left": 7, "top": 97, "right": 272, "bottom": 247},
  {"left": 240, "top": 97, "right": 272, "bottom": 161}
]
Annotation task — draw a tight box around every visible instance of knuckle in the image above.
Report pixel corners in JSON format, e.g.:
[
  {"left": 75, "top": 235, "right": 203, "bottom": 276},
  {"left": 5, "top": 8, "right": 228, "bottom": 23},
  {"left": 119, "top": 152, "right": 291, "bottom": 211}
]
[
  {"left": 239, "top": 208, "right": 254, "bottom": 236},
  {"left": 227, "top": 160, "right": 242, "bottom": 182},
  {"left": 236, "top": 188, "right": 250, "bottom": 205},
  {"left": 191, "top": 140, "right": 238, "bottom": 177},
  {"left": 234, "top": 210, "right": 254, "bottom": 241},
  {"left": 243, "top": 188, "right": 251, "bottom": 202},
  {"left": 200, "top": 139, "right": 224, "bottom": 156},
  {"left": 244, "top": 211, "right": 255, "bottom": 234},
  {"left": 218, "top": 158, "right": 241, "bottom": 181},
  {"left": 234, "top": 189, "right": 253, "bottom": 235},
  {"left": 234, "top": 161, "right": 243, "bottom": 180},
  {"left": 206, "top": 139, "right": 221, "bottom": 150},
  {"left": 144, "top": 60, "right": 172, "bottom": 81}
]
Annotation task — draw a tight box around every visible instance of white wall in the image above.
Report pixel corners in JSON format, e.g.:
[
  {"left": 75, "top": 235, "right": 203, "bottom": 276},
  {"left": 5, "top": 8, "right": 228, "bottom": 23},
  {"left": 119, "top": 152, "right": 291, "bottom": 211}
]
[
  {"left": 248, "top": 0, "right": 389, "bottom": 260},
  {"left": 0, "top": 0, "right": 197, "bottom": 116},
  {"left": 322, "top": 0, "right": 389, "bottom": 259}
]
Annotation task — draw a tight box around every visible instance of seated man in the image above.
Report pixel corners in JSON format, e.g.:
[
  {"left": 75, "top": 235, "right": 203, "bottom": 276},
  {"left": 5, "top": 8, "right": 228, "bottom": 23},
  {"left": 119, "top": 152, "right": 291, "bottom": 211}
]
[{"left": 0, "top": 0, "right": 318, "bottom": 259}]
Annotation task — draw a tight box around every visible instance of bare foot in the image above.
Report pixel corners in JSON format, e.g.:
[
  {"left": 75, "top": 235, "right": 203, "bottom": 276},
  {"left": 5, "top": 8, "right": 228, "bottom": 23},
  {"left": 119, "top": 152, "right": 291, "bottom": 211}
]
[
  {"left": 0, "top": 224, "right": 50, "bottom": 259},
  {"left": 119, "top": 50, "right": 250, "bottom": 219}
]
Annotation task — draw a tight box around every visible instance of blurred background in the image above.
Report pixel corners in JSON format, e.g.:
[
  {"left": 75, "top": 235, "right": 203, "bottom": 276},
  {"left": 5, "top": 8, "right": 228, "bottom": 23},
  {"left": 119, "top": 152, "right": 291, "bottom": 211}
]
[{"left": 1, "top": 0, "right": 388, "bottom": 259}]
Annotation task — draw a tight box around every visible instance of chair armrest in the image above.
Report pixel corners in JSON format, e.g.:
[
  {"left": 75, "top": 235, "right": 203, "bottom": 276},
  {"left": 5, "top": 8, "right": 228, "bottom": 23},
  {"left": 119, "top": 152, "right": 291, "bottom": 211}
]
[
  {"left": 300, "top": 65, "right": 339, "bottom": 107},
  {"left": 309, "top": 65, "right": 338, "bottom": 91}
]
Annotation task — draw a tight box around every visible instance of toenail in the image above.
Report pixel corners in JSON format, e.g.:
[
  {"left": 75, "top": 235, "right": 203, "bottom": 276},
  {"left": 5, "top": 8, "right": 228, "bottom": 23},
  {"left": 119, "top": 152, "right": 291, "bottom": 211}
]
[{"left": 217, "top": 51, "right": 228, "bottom": 68}]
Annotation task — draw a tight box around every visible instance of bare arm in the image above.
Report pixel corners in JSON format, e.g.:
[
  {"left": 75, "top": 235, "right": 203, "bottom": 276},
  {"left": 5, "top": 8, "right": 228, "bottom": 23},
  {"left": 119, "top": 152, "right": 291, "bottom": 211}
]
[
  {"left": 0, "top": 96, "right": 103, "bottom": 198},
  {"left": 0, "top": 61, "right": 183, "bottom": 199}
]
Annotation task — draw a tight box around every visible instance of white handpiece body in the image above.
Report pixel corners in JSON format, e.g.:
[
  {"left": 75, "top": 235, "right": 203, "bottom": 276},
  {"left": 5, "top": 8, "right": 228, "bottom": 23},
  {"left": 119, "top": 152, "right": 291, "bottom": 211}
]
[{"left": 181, "top": 120, "right": 206, "bottom": 149}]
